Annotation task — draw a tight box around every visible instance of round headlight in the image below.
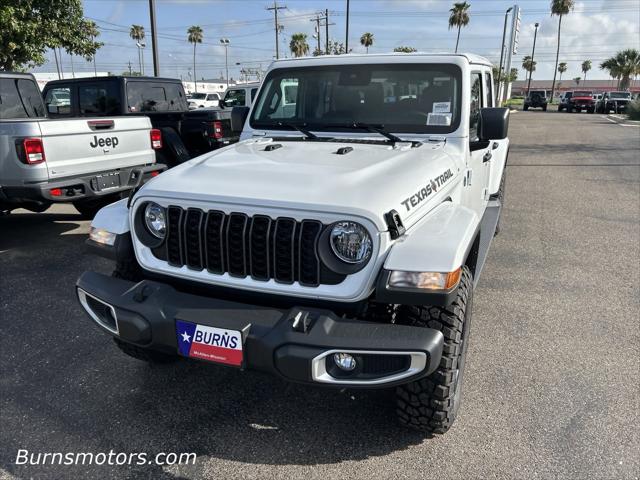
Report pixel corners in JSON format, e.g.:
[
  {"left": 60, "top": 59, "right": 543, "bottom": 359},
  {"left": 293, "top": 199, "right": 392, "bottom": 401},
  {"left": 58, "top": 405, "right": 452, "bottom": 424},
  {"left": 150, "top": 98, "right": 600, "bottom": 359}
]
[
  {"left": 329, "top": 221, "right": 372, "bottom": 264},
  {"left": 144, "top": 202, "right": 166, "bottom": 239}
]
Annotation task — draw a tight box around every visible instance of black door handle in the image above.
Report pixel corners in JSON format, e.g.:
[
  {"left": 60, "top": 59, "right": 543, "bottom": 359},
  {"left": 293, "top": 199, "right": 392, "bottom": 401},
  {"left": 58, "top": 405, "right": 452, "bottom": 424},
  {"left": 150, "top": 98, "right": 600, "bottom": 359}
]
[{"left": 483, "top": 151, "right": 492, "bottom": 163}]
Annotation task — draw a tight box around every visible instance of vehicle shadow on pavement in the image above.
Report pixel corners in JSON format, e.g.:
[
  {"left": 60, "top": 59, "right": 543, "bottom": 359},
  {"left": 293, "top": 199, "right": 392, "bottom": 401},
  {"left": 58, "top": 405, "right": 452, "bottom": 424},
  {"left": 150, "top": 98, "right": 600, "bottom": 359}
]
[{"left": 0, "top": 212, "right": 87, "bottom": 253}]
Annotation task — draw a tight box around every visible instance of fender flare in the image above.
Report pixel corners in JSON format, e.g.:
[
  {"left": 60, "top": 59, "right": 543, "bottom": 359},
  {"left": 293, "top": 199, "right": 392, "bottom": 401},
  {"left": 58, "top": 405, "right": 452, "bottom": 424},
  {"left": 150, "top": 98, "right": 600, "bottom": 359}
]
[
  {"left": 382, "top": 202, "right": 480, "bottom": 275},
  {"left": 91, "top": 198, "right": 130, "bottom": 235}
]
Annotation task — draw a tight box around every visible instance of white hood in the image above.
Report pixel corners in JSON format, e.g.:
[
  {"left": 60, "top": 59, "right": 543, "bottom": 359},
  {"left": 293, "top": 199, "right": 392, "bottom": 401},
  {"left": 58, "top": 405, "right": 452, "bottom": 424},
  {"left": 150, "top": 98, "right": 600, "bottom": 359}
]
[{"left": 140, "top": 137, "right": 462, "bottom": 230}]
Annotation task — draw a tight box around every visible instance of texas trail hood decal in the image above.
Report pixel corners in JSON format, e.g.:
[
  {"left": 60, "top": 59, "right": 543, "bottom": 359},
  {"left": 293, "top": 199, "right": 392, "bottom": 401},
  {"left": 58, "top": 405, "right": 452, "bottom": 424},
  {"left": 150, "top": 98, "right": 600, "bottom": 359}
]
[{"left": 141, "top": 138, "right": 460, "bottom": 231}]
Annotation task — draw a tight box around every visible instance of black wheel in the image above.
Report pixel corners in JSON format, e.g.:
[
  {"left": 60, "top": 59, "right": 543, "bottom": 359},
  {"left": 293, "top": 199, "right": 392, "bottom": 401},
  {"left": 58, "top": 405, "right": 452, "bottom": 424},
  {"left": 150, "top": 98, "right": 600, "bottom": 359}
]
[
  {"left": 523, "top": 105, "right": 529, "bottom": 111},
  {"left": 542, "top": 105, "right": 548, "bottom": 111},
  {"left": 113, "top": 338, "right": 178, "bottom": 364},
  {"left": 395, "top": 266, "right": 473, "bottom": 434},
  {"left": 567, "top": 106, "right": 573, "bottom": 113}
]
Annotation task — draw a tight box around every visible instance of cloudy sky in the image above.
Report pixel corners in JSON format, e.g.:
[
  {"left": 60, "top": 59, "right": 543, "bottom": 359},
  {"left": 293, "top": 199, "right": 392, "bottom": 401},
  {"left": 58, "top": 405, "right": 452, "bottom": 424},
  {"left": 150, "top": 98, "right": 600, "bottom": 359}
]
[{"left": 37, "top": 0, "right": 640, "bottom": 82}]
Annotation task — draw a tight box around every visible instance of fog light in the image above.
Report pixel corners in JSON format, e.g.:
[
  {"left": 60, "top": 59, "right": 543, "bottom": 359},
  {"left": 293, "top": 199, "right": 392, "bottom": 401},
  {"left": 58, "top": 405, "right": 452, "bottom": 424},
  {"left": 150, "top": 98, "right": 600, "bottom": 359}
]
[
  {"left": 333, "top": 353, "right": 357, "bottom": 371},
  {"left": 89, "top": 227, "right": 116, "bottom": 246}
]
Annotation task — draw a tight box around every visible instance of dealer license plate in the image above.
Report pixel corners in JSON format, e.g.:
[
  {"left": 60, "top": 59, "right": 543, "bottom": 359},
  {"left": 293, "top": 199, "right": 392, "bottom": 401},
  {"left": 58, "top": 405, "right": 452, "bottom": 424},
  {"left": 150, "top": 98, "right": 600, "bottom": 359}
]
[
  {"left": 175, "top": 320, "right": 243, "bottom": 367},
  {"left": 95, "top": 171, "right": 121, "bottom": 191}
]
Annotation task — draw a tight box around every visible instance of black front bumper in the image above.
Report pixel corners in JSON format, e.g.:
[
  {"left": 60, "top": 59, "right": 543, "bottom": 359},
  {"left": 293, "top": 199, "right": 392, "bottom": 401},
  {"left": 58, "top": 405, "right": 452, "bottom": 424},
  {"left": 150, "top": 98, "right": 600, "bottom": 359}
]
[{"left": 76, "top": 271, "right": 444, "bottom": 388}]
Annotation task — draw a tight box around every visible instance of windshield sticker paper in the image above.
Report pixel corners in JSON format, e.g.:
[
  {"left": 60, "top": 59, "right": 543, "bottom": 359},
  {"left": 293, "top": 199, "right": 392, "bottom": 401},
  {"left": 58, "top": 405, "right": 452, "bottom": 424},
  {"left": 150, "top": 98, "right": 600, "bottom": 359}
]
[
  {"left": 176, "top": 320, "right": 243, "bottom": 366},
  {"left": 432, "top": 102, "right": 451, "bottom": 113},
  {"left": 401, "top": 169, "right": 454, "bottom": 212},
  {"left": 427, "top": 113, "right": 452, "bottom": 126}
]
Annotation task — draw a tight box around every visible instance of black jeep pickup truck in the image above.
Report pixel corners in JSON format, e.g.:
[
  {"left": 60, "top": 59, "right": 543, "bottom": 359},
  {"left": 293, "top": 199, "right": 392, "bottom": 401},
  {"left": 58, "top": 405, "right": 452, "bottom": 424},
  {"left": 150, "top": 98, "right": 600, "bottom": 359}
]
[{"left": 42, "top": 76, "right": 238, "bottom": 167}]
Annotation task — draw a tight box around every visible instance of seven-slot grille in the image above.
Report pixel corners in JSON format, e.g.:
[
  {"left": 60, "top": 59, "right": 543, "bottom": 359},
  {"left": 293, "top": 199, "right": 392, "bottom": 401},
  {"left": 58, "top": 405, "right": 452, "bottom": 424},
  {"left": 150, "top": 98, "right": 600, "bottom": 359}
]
[{"left": 163, "top": 206, "right": 324, "bottom": 286}]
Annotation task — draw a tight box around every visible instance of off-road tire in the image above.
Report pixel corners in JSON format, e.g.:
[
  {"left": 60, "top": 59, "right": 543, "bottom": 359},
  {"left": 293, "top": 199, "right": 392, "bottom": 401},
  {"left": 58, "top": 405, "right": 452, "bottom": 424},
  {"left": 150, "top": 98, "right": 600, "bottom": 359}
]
[
  {"left": 542, "top": 105, "right": 547, "bottom": 111},
  {"left": 395, "top": 266, "right": 473, "bottom": 434},
  {"left": 523, "top": 105, "right": 529, "bottom": 111},
  {"left": 113, "top": 338, "right": 178, "bottom": 364}
]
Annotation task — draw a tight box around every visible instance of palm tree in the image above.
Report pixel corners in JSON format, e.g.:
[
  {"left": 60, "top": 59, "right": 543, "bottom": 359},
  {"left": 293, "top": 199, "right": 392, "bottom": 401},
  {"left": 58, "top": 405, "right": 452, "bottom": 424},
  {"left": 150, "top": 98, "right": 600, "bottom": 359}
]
[
  {"left": 573, "top": 77, "right": 581, "bottom": 86},
  {"left": 558, "top": 62, "right": 568, "bottom": 82},
  {"left": 360, "top": 32, "right": 374, "bottom": 54},
  {"left": 129, "top": 25, "right": 145, "bottom": 75},
  {"left": 522, "top": 55, "right": 536, "bottom": 85},
  {"left": 549, "top": 0, "right": 575, "bottom": 101},
  {"left": 187, "top": 25, "right": 203, "bottom": 93},
  {"left": 581, "top": 60, "right": 592, "bottom": 83},
  {"left": 448, "top": 2, "right": 471, "bottom": 53},
  {"left": 600, "top": 49, "right": 640, "bottom": 90},
  {"left": 289, "top": 33, "right": 309, "bottom": 58}
]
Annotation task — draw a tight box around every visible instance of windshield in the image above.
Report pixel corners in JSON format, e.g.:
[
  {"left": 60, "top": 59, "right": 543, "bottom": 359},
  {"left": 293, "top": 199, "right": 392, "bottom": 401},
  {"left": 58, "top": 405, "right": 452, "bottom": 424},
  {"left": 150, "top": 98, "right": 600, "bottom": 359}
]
[
  {"left": 250, "top": 63, "right": 462, "bottom": 134},
  {"left": 573, "top": 91, "right": 593, "bottom": 97},
  {"left": 190, "top": 93, "right": 206, "bottom": 100},
  {"left": 610, "top": 92, "right": 631, "bottom": 99}
]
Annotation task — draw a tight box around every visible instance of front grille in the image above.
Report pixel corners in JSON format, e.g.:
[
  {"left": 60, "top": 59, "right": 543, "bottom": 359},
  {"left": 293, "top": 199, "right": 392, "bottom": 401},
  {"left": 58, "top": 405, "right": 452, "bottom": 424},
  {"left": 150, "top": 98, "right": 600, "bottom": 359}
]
[{"left": 163, "top": 206, "right": 325, "bottom": 286}]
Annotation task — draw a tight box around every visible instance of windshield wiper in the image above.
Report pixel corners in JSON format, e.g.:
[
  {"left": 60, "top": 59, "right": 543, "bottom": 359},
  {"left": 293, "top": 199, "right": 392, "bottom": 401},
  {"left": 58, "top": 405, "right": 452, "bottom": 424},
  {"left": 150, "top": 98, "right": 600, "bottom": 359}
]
[
  {"left": 315, "top": 122, "right": 421, "bottom": 147},
  {"left": 276, "top": 122, "right": 318, "bottom": 140}
]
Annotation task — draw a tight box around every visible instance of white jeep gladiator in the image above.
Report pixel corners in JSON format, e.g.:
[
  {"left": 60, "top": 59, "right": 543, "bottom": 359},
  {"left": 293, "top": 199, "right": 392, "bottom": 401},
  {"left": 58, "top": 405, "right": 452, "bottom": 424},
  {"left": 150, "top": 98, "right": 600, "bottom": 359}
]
[{"left": 77, "top": 53, "right": 509, "bottom": 434}]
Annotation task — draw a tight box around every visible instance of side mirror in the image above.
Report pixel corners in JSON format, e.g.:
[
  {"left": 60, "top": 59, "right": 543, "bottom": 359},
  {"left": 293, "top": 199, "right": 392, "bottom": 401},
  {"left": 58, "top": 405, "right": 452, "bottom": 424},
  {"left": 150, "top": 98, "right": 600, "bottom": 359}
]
[
  {"left": 478, "top": 107, "right": 509, "bottom": 141},
  {"left": 231, "top": 106, "right": 250, "bottom": 134}
]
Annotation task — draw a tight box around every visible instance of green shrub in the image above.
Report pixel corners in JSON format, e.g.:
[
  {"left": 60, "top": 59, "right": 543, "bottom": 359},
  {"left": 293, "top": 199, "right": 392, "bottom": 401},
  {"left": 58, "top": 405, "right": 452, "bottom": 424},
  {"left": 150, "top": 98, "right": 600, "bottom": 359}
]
[{"left": 627, "top": 100, "right": 640, "bottom": 121}]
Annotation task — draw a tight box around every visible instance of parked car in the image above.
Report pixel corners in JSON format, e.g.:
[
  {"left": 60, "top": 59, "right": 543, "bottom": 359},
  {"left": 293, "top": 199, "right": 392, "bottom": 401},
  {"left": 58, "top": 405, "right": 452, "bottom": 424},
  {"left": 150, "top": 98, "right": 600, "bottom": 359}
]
[
  {"left": 597, "top": 91, "right": 633, "bottom": 114},
  {"left": 77, "top": 53, "right": 510, "bottom": 435},
  {"left": 42, "top": 76, "right": 237, "bottom": 167},
  {"left": 188, "top": 92, "right": 221, "bottom": 109},
  {"left": 523, "top": 90, "right": 548, "bottom": 111},
  {"left": 0, "top": 72, "right": 164, "bottom": 217},
  {"left": 218, "top": 82, "right": 261, "bottom": 108},
  {"left": 559, "top": 90, "right": 594, "bottom": 113}
]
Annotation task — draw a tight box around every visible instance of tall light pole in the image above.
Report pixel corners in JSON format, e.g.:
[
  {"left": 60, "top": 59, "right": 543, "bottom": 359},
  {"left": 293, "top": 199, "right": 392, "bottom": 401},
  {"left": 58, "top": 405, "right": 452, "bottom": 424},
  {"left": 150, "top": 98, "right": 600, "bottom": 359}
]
[
  {"left": 220, "top": 38, "right": 230, "bottom": 87},
  {"left": 136, "top": 41, "right": 146, "bottom": 75},
  {"left": 497, "top": 6, "right": 513, "bottom": 104},
  {"left": 526, "top": 22, "right": 540, "bottom": 95}
]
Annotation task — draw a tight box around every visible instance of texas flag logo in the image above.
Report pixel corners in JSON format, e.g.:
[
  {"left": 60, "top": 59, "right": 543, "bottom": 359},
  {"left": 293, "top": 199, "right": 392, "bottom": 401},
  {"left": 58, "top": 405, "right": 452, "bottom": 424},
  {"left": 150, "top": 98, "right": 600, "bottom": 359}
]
[{"left": 176, "top": 320, "right": 243, "bottom": 367}]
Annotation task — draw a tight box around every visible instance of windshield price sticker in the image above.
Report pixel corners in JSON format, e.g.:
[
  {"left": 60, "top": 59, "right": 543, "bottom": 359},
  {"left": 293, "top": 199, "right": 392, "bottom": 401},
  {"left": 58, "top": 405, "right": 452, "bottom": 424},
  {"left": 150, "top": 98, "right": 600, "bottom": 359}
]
[
  {"left": 427, "top": 113, "right": 452, "bottom": 126},
  {"left": 432, "top": 102, "right": 451, "bottom": 113}
]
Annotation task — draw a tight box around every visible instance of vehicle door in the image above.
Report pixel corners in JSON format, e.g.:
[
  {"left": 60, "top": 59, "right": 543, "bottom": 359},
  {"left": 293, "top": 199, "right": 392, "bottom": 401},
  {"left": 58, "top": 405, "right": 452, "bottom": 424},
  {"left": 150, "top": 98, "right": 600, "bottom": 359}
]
[{"left": 464, "top": 70, "right": 491, "bottom": 217}]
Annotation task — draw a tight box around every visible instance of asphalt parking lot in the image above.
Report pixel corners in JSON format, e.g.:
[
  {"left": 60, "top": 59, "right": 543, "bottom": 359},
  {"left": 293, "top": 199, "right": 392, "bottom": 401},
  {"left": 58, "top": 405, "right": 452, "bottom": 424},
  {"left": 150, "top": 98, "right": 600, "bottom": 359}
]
[{"left": 1, "top": 112, "right": 639, "bottom": 480}]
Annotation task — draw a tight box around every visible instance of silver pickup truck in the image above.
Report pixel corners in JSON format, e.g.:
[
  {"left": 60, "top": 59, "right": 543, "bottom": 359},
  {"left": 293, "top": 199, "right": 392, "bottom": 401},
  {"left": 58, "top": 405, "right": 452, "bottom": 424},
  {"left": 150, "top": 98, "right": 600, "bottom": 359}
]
[{"left": 0, "top": 72, "right": 165, "bottom": 217}]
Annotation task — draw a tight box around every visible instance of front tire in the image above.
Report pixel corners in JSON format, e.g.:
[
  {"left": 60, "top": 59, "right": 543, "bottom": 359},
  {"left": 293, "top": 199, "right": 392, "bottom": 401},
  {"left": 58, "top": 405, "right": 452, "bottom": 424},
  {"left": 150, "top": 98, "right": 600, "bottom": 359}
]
[{"left": 395, "top": 266, "right": 473, "bottom": 434}]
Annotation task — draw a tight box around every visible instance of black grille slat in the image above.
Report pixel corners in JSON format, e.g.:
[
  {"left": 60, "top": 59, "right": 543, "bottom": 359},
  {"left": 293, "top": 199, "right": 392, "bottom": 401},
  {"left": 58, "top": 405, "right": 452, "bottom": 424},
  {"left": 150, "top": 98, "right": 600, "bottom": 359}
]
[
  {"left": 184, "top": 209, "right": 204, "bottom": 270},
  {"left": 226, "top": 213, "right": 248, "bottom": 277},
  {"left": 249, "top": 215, "right": 272, "bottom": 280},
  {"left": 159, "top": 207, "right": 327, "bottom": 287},
  {"left": 298, "top": 220, "right": 322, "bottom": 286},
  {"left": 273, "top": 218, "right": 296, "bottom": 283},
  {"left": 166, "top": 206, "right": 184, "bottom": 266},
  {"left": 204, "top": 211, "right": 225, "bottom": 273}
]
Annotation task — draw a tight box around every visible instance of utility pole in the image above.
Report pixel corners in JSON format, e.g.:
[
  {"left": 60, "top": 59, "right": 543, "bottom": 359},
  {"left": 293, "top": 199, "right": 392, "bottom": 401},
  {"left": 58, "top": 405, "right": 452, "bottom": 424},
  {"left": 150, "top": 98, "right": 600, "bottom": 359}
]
[
  {"left": 345, "top": 0, "right": 350, "bottom": 52},
  {"left": 149, "top": 0, "right": 160, "bottom": 76},
  {"left": 325, "top": 9, "right": 329, "bottom": 54},
  {"left": 220, "top": 38, "right": 230, "bottom": 87},
  {"left": 267, "top": 1, "right": 286, "bottom": 59}
]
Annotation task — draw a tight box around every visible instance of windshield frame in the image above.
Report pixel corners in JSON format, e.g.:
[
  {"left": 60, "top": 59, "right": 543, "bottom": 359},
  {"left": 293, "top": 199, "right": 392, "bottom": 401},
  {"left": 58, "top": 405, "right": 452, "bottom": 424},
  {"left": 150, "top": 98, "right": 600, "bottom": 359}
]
[
  {"left": 249, "top": 63, "right": 463, "bottom": 135},
  {"left": 609, "top": 92, "right": 631, "bottom": 99}
]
